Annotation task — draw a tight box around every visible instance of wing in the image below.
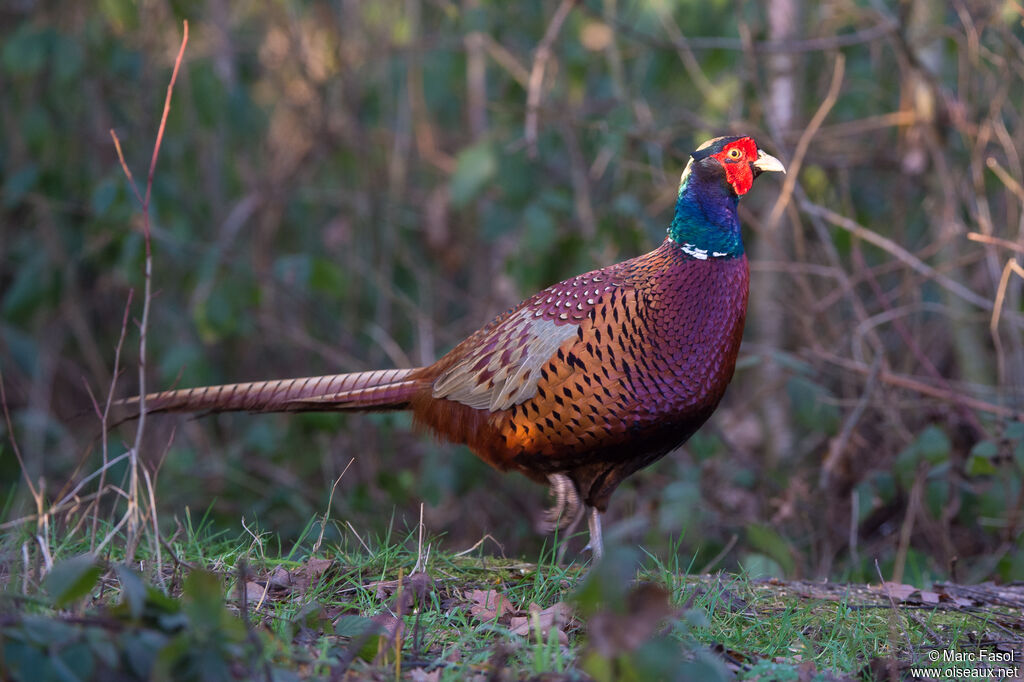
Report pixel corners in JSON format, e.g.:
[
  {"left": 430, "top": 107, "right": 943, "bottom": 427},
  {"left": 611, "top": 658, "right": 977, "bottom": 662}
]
[{"left": 430, "top": 269, "right": 626, "bottom": 412}]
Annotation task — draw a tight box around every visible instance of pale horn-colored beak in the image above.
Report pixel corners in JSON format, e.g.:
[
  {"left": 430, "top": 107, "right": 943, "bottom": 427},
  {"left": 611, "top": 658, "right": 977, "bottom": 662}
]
[{"left": 752, "top": 149, "right": 786, "bottom": 174}]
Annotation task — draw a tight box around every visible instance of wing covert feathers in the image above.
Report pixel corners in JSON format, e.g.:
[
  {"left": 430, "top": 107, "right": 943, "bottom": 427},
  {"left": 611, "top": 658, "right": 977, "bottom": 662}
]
[
  {"left": 432, "top": 311, "right": 580, "bottom": 411},
  {"left": 431, "top": 269, "right": 624, "bottom": 412}
]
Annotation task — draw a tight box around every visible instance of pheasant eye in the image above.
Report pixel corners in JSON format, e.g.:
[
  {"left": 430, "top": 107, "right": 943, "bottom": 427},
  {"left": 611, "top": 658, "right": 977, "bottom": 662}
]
[{"left": 727, "top": 148, "right": 742, "bottom": 160}]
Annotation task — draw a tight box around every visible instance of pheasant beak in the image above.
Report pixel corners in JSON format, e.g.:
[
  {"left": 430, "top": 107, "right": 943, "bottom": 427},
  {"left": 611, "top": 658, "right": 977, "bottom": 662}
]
[{"left": 752, "top": 149, "right": 786, "bottom": 174}]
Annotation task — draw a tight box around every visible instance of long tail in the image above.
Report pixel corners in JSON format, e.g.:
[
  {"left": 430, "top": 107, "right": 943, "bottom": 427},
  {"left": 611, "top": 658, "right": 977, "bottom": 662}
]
[{"left": 118, "top": 368, "right": 425, "bottom": 416}]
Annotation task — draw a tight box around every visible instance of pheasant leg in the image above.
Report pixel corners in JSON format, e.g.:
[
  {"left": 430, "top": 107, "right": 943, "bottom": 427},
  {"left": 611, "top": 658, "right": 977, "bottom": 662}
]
[
  {"left": 585, "top": 506, "right": 604, "bottom": 560},
  {"left": 540, "top": 473, "right": 583, "bottom": 532},
  {"left": 554, "top": 501, "right": 586, "bottom": 564}
]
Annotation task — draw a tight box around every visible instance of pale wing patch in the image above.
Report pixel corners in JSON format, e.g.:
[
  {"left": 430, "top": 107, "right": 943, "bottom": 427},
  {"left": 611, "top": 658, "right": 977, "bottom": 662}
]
[{"left": 432, "top": 309, "right": 580, "bottom": 412}]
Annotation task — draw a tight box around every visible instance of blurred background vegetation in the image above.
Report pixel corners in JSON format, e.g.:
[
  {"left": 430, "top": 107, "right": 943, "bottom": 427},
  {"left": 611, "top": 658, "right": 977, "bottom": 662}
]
[{"left": 2, "top": 0, "right": 1023, "bottom": 584}]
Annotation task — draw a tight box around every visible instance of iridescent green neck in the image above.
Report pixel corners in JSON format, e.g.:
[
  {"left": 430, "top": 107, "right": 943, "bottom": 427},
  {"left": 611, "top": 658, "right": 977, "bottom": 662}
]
[{"left": 667, "top": 163, "right": 744, "bottom": 258}]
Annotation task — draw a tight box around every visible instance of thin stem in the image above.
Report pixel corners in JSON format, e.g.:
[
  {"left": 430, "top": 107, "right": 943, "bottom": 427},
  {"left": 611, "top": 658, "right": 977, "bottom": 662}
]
[{"left": 109, "top": 20, "right": 189, "bottom": 561}]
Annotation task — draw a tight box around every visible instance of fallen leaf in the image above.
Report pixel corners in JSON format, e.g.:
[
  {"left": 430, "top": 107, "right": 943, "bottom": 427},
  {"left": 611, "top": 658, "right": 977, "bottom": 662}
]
[
  {"left": 394, "top": 572, "right": 434, "bottom": 614},
  {"left": 268, "top": 566, "right": 292, "bottom": 589},
  {"left": 372, "top": 612, "right": 404, "bottom": 643},
  {"left": 509, "top": 601, "right": 572, "bottom": 645},
  {"left": 873, "top": 582, "right": 943, "bottom": 605},
  {"left": 306, "top": 558, "right": 333, "bottom": 579},
  {"left": 245, "top": 581, "right": 267, "bottom": 602},
  {"left": 871, "top": 582, "right": 921, "bottom": 602},
  {"left": 467, "top": 589, "right": 514, "bottom": 622},
  {"left": 409, "top": 668, "right": 441, "bottom": 682},
  {"left": 265, "top": 559, "right": 334, "bottom": 595},
  {"left": 368, "top": 572, "right": 436, "bottom": 606}
]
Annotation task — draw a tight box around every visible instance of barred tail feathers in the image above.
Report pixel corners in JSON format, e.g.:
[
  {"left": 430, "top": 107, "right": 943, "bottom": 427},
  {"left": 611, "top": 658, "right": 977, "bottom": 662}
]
[{"left": 123, "top": 368, "right": 423, "bottom": 415}]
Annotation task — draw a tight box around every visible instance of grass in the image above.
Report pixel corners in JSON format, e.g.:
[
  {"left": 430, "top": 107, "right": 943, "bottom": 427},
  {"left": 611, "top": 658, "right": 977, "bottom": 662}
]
[{"left": 3, "top": 512, "right": 1019, "bottom": 681}]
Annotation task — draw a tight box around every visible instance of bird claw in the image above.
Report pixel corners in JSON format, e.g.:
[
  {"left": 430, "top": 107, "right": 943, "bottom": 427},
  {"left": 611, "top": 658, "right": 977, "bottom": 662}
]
[{"left": 539, "top": 473, "right": 582, "bottom": 532}]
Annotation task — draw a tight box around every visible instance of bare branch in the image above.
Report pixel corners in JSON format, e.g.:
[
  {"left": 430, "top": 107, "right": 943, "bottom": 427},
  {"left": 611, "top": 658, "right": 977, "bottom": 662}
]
[
  {"left": 524, "top": 0, "right": 577, "bottom": 157},
  {"left": 801, "top": 201, "right": 999, "bottom": 312},
  {"left": 768, "top": 54, "right": 845, "bottom": 228},
  {"left": 111, "top": 20, "right": 189, "bottom": 558}
]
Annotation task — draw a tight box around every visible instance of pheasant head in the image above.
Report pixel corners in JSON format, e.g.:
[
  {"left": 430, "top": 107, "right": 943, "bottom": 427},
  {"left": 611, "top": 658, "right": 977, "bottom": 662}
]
[{"left": 669, "top": 136, "right": 785, "bottom": 259}]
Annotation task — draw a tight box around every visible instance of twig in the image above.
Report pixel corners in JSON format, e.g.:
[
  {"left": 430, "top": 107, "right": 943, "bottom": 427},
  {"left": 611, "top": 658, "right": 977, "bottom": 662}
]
[
  {"left": 345, "top": 520, "right": 372, "bottom": 554},
  {"left": 21, "top": 542, "right": 31, "bottom": 594},
  {"left": 141, "top": 462, "right": 163, "bottom": 585},
  {"left": 655, "top": 5, "right": 718, "bottom": 105},
  {"left": 991, "top": 258, "right": 1024, "bottom": 334},
  {"left": 453, "top": 534, "right": 505, "bottom": 557},
  {"left": 95, "top": 502, "right": 133, "bottom": 555},
  {"left": 524, "top": 0, "right": 578, "bottom": 157},
  {"left": 35, "top": 535, "right": 53, "bottom": 574},
  {"left": 990, "top": 258, "right": 1024, "bottom": 384},
  {"left": 873, "top": 559, "right": 916, "bottom": 668},
  {"left": 967, "top": 232, "right": 1024, "bottom": 254},
  {"left": 0, "top": 485, "right": 124, "bottom": 531},
  {"left": 815, "top": 350, "right": 1024, "bottom": 421},
  {"left": 312, "top": 458, "right": 354, "bottom": 555},
  {"left": 581, "top": 3, "right": 897, "bottom": 54},
  {"left": 463, "top": 0, "right": 488, "bottom": 139},
  {"left": 987, "top": 156, "right": 1024, "bottom": 203},
  {"left": 849, "top": 490, "right": 859, "bottom": 569},
  {"left": 90, "top": 290, "right": 134, "bottom": 549},
  {"left": 893, "top": 464, "right": 926, "bottom": 585},
  {"left": 0, "top": 367, "right": 41, "bottom": 510},
  {"left": 801, "top": 201, "right": 999, "bottom": 312},
  {"left": 412, "top": 502, "right": 431, "bottom": 575},
  {"left": 819, "top": 354, "right": 879, "bottom": 490},
  {"left": 481, "top": 34, "right": 530, "bottom": 86},
  {"left": 768, "top": 55, "right": 845, "bottom": 228},
  {"left": 698, "top": 533, "right": 739, "bottom": 574},
  {"left": 110, "top": 20, "right": 189, "bottom": 560}
]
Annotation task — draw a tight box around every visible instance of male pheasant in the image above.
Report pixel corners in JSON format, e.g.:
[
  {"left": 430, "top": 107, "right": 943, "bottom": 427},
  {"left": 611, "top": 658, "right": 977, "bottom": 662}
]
[{"left": 121, "top": 136, "right": 784, "bottom": 558}]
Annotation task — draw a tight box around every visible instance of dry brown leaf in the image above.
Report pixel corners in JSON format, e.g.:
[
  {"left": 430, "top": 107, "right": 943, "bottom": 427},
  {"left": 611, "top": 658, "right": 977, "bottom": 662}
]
[
  {"left": 268, "top": 566, "right": 292, "bottom": 589},
  {"left": 268, "top": 558, "right": 336, "bottom": 595},
  {"left": 874, "top": 582, "right": 942, "bottom": 605},
  {"left": 409, "top": 668, "right": 441, "bottom": 682},
  {"left": 933, "top": 586, "right": 975, "bottom": 608},
  {"left": 306, "top": 558, "right": 333, "bottom": 579},
  {"left": 395, "top": 572, "right": 435, "bottom": 613},
  {"left": 245, "top": 581, "right": 267, "bottom": 602},
  {"left": 467, "top": 589, "right": 514, "bottom": 622},
  {"left": 372, "top": 612, "right": 404, "bottom": 642},
  {"left": 366, "top": 572, "right": 436, "bottom": 607},
  {"left": 508, "top": 601, "right": 572, "bottom": 645},
  {"left": 371, "top": 579, "right": 399, "bottom": 600},
  {"left": 871, "top": 582, "right": 921, "bottom": 602}
]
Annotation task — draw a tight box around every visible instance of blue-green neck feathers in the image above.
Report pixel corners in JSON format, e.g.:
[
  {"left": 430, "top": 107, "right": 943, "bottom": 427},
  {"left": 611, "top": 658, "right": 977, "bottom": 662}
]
[{"left": 667, "top": 161, "right": 744, "bottom": 258}]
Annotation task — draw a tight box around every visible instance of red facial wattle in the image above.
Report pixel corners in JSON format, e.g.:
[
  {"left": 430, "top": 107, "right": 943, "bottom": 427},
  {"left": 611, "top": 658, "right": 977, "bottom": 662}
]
[{"left": 711, "top": 137, "right": 759, "bottom": 196}]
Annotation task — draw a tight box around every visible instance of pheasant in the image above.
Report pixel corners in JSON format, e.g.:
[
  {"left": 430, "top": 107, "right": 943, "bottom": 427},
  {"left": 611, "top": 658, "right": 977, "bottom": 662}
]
[{"left": 120, "top": 136, "right": 784, "bottom": 558}]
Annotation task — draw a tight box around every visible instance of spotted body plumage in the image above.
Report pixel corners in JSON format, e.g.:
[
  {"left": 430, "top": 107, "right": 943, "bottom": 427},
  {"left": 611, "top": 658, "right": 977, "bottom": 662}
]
[
  {"left": 414, "top": 242, "right": 748, "bottom": 512},
  {"left": 119, "top": 136, "right": 784, "bottom": 558}
]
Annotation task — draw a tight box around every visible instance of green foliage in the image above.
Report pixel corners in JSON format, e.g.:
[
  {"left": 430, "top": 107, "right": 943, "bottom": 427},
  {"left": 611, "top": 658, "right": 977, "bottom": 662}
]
[
  {"left": 2, "top": 563, "right": 279, "bottom": 681},
  {"left": 42, "top": 555, "right": 101, "bottom": 608},
  {"left": 894, "top": 425, "right": 951, "bottom": 487},
  {"left": 450, "top": 142, "right": 497, "bottom": 207},
  {"left": 744, "top": 524, "right": 795, "bottom": 577}
]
